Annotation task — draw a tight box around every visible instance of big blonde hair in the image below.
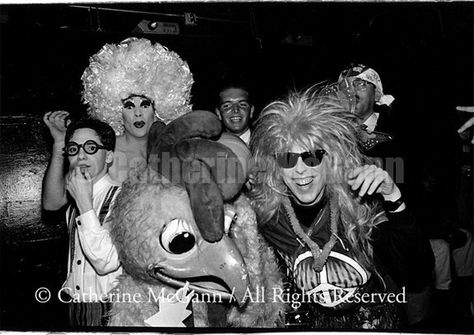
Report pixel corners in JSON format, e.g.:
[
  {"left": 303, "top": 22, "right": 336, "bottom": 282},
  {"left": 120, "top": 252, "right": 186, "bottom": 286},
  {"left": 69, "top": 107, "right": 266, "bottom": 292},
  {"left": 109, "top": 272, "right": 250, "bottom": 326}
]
[
  {"left": 249, "top": 85, "right": 385, "bottom": 268},
  {"left": 82, "top": 38, "right": 193, "bottom": 136}
]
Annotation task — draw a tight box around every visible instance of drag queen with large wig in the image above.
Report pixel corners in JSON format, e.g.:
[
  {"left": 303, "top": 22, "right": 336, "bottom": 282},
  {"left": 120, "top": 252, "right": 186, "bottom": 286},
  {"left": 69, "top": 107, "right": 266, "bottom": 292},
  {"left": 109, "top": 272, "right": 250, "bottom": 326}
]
[
  {"left": 82, "top": 37, "right": 194, "bottom": 182},
  {"left": 43, "top": 38, "right": 194, "bottom": 210},
  {"left": 249, "top": 86, "right": 433, "bottom": 329}
]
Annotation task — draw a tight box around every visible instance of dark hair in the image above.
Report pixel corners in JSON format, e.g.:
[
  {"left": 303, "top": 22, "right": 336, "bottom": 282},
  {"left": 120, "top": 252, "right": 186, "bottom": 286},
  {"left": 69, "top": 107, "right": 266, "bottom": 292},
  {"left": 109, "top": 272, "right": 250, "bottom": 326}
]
[
  {"left": 216, "top": 78, "right": 252, "bottom": 106},
  {"left": 65, "top": 118, "right": 116, "bottom": 151}
]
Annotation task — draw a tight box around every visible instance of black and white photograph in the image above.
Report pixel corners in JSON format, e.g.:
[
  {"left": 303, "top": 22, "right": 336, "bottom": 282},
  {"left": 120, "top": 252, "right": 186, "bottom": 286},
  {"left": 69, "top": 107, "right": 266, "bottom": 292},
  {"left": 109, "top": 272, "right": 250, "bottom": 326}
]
[{"left": 0, "top": 1, "right": 473, "bottom": 332}]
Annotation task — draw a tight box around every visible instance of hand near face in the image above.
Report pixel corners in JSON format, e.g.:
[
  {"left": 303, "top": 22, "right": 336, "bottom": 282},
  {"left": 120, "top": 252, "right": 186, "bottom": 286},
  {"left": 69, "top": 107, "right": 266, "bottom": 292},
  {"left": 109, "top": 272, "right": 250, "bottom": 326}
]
[
  {"left": 347, "top": 164, "right": 400, "bottom": 201},
  {"left": 43, "top": 110, "right": 70, "bottom": 143},
  {"left": 66, "top": 166, "right": 93, "bottom": 214}
]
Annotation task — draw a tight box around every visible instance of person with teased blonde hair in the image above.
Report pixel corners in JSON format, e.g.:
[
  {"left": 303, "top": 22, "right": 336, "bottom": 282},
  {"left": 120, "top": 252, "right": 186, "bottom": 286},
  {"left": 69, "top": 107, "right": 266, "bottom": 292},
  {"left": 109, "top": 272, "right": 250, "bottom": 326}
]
[
  {"left": 43, "top": 38, "right": 193, "bottom": 211},
  {"left": 249, "top": 86, "right": 433, "bottom": 329}
]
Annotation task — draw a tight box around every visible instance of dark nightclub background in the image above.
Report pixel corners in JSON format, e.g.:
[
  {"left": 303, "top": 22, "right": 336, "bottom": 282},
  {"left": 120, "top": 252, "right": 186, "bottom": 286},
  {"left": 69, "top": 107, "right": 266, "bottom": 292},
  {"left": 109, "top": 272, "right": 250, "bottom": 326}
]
[{"left": 0, "top": 2, "right": 473, "bottom": 331}]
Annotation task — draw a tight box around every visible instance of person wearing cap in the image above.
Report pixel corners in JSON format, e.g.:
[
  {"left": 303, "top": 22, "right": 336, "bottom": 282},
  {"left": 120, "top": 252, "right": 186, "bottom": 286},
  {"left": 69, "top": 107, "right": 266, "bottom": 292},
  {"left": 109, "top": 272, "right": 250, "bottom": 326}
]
[
  {"left": 338, "top": 64, "right": 436, "bottom": 328},
  {"left": 337, "top": 64, "right": 404, "bottom": 182},
  {"left": 338, "top": 64, "right": 395, "bottom": 132}
]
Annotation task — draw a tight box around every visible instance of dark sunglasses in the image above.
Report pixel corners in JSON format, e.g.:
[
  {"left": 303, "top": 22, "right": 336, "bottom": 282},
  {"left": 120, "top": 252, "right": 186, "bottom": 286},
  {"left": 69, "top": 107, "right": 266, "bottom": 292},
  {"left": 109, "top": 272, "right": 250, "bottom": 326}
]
[
  {"left": 64, "top": 140, "right": 108, "bottom": 156},
  {"left": 274, "top": 150, "right": 326, "bottom": 169}
]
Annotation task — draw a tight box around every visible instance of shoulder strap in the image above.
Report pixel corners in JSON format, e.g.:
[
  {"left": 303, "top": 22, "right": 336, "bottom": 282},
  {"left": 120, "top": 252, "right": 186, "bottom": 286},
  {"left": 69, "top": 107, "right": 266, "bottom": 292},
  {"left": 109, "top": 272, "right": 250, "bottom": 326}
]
[
  {"left": 67, "top": 205, "right": 76, "bottom": 227},
  {"left": 98, "top": 185, "right": 120, "bottom": 225}
]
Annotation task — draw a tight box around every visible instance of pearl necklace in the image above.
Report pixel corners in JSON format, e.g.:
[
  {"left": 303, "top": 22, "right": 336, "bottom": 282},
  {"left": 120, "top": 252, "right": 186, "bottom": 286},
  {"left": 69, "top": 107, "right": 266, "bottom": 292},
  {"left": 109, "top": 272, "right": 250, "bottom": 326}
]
[{"left": 282, "top": 196, "right": 339, "bottom": 272}]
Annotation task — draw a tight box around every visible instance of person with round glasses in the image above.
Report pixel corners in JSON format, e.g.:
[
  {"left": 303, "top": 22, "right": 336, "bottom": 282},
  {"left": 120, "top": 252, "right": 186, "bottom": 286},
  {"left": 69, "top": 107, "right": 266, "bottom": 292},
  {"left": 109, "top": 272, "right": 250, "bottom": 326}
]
[
  {"left": 42, "top": 38, "right": 194, "bottom": 211},
  {"left": 249, "top": 86, "right": 433, "bottom": 329},
  {"left": 54, "top": 118, "right": 122, "bottom": 326},
  {"left": 65, "top": 140, "right": 108, "bottom": 157}
]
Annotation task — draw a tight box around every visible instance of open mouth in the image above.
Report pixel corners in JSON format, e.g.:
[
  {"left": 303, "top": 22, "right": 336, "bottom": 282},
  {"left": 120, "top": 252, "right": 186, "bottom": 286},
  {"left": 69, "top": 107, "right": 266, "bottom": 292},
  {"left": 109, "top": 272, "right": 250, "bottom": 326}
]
[
  {"left": 229, "top": 116, "right": 242, "bottom": 123},
  {"left": 134, "top": 121, "right": 145, "bottom": 128},
  {"left": 147, "top": 266, "right": 234, "bottom": 302},
  {"left": 295, "top": 177, "right": 313, "bottom": 187}
]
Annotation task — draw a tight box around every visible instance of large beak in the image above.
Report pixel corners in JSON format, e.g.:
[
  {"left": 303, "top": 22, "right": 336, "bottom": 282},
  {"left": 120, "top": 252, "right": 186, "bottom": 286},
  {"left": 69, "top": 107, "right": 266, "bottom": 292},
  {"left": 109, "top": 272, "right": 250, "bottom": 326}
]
[{"left": 148, "top": 235, "right": 250, "bottom": 307}]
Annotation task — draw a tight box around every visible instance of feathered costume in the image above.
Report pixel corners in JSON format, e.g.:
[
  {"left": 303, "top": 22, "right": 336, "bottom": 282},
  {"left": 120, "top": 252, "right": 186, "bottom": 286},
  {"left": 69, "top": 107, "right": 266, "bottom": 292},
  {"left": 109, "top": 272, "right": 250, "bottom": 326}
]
[{"left": 81, "top": 38, "right": 285, "bottom": 327}]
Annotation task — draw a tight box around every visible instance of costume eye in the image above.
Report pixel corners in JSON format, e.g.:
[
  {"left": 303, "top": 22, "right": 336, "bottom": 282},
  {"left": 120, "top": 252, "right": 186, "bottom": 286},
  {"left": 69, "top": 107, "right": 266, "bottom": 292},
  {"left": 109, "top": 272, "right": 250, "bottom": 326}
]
[{"left": 160, "top": 219, "right": 196, "bottom": 254}]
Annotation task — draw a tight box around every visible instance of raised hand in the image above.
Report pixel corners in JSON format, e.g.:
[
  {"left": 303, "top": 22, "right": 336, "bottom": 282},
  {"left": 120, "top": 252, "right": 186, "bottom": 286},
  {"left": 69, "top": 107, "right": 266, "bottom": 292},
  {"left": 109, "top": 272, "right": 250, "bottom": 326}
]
[
  {"left": 43, "top": 110, "right": 70, "bottom": 143},
  {"left": 347, "top": 164, "right": 401, "bottom": 201}
]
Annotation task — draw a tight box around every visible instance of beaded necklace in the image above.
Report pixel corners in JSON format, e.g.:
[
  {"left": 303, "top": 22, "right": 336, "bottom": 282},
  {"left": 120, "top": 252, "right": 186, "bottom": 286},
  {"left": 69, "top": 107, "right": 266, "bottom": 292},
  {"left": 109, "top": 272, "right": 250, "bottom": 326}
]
[{"left": 282, "top": 196, "right": 339, "bottom": 272}]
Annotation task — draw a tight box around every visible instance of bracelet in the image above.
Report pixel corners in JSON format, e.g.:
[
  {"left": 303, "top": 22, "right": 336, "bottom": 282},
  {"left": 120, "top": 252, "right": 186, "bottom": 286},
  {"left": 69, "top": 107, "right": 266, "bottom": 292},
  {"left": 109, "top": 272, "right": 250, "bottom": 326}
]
[{"left": 383, "top": 196, "right": 404, "bottom": 212}]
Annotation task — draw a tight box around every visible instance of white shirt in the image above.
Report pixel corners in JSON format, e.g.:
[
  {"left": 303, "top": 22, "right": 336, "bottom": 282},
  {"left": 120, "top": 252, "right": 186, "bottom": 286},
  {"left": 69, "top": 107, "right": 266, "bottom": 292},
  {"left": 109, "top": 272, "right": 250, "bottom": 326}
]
[
  {"left": 363, "top": 112, "right": 380, "bottom": 133},
  {"left": 62, "top": 174, "right": 122, "bottom": 302},
  {"left": 239, "top": 128, "right": 251, "bottom": 146}
]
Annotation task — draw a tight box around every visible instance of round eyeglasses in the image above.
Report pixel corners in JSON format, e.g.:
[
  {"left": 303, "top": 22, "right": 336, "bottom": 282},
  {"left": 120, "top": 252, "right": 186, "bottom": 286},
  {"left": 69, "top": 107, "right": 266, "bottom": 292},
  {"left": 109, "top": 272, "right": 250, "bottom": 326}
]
[
  {"left": 64, "top": 140, "right": 108, "bottom": 156},
  {"left": 274, "top": 150, "right": 326, "bottom": 169}
]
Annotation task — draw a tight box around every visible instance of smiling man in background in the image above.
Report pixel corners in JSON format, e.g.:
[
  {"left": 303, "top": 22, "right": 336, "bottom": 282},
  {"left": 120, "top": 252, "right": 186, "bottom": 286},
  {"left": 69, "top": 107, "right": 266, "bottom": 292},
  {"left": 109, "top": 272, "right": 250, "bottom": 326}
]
[{"left": 215, "top": 81, "right": 255, "bottom": 146}]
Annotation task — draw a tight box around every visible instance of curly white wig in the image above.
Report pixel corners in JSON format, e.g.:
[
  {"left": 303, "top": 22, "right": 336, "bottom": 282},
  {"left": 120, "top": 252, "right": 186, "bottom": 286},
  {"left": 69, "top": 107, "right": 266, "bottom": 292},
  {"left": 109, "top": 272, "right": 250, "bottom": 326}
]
[{"left": 82, "top": 37, "right": 194, "bottom": 135}]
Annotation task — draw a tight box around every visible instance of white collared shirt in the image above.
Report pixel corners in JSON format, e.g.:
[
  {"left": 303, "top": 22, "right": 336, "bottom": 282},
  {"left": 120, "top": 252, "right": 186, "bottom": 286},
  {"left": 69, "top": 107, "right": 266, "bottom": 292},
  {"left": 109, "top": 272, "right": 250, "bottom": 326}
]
[
  {"left": 63, "top": 174, "right": 122, "bottom": 302},
  {"left": 239, "top": 128, "right": 251, "bottom": 146},
  {"left": 363, "top": 112, "right": 380, "bottom": 133}
]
